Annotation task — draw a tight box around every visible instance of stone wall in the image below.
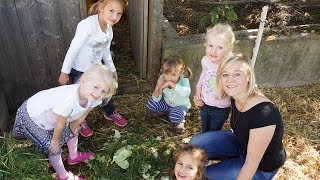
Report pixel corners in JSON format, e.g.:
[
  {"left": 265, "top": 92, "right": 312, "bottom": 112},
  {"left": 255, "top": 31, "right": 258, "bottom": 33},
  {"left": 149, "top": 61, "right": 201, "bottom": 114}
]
[{"left": 163, "top": 20, "right": 320, "bottom": 97}]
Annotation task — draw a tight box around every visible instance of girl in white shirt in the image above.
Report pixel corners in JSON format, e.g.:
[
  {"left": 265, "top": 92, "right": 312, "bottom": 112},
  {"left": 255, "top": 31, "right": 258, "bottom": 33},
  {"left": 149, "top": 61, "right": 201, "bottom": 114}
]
[
  {"left": 13, "top": 64, "right": 118, "bottom": 180},
  {"left": 58, "top": 0, "right": 128, "bottom": 137}
]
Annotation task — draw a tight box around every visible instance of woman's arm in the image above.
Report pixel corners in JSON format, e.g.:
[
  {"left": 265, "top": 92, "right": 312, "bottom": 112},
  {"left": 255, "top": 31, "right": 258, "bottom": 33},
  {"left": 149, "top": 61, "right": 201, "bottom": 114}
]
[
  {"left": 49, "top": 115, "right": 67, "bottom": 154},
  {"left": 237, "top": 125, "right": 276, "bottom": 180}
]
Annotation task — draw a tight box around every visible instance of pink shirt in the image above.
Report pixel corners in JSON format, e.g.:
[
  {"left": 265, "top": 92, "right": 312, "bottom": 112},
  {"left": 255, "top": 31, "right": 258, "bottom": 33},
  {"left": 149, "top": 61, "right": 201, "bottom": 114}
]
[{"left": 196, "top": 56, "right": 230, "bottom": 108}]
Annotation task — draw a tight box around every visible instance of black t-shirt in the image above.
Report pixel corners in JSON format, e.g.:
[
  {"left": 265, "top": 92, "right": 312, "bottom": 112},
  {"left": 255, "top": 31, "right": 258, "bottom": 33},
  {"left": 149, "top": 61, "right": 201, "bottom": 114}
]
[{"left": 230, "top": 99, "right": 286, "bottom": 172}]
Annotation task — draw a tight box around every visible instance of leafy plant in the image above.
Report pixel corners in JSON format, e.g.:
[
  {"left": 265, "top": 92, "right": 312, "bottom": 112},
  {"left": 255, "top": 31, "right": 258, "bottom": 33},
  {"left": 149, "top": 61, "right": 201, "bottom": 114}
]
[{"left": 199, "top": 3, "right": 238, "bottom": 29}]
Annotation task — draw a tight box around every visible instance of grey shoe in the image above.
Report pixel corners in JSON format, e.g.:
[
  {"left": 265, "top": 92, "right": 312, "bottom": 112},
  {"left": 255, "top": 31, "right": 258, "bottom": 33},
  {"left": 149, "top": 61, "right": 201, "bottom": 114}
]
[
  {"left": 174, "top": 122, "right": 185, "bottom": 133},
  {"left": 146, "top": 109, "right": 167, "bottom": 118}
]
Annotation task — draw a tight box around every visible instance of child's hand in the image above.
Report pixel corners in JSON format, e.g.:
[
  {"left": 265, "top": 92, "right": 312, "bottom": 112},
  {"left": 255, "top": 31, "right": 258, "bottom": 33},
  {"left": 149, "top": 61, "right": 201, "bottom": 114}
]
[
  {"left": 58, "top": 73, "right": 70, "bottom": 85},
  {"left": 49, "top": 139, "right": 60, "bottom": 154},
  {"left": 156, "top": 76, "right": 166, "bottom": 87},
  {"left": 70, "top": 122, "right": 80, "bottom": 136},
  {"left": 194, "top": 88, "right": 204, "bottom": 108},
  {"left": 160, "top": 81, "right": 176, "bottom": 91},
  {"left": 113, "top": 71, "right": 118, "bottom": 81}
]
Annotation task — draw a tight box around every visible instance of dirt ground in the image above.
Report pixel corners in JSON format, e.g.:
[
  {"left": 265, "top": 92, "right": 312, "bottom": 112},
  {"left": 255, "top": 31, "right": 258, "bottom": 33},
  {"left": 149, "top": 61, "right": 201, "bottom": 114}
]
[{"left": 163, "top": 0, "right": 320, "bottom": 36}]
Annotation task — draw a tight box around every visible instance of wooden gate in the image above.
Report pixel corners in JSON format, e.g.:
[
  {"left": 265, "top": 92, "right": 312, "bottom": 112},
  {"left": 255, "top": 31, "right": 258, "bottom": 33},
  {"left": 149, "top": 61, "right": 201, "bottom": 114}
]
[
  {"left": 128, "top": 0, "right": 148, "bottom": 78},
  {"left": 0, "top": 0, "right": 86, "bottom": 111}
]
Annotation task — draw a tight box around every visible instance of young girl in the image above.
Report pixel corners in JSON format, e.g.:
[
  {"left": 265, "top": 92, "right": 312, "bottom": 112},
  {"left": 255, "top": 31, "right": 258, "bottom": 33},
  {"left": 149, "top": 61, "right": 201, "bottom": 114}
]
[
  {"left": 58, "top": 0, "right": 128, "bottom": 137},
  {"left": 146, "top": 55, "right": 192, "bottom": 133},
  {"left": 193, "top": 23, "right": 235, "bottom": 132},
  {"left": 13, "top": 64, "right": 118, "bottom": 180},
  {"left": 174, "top": 145, "right": 208, "bottom": 180}
]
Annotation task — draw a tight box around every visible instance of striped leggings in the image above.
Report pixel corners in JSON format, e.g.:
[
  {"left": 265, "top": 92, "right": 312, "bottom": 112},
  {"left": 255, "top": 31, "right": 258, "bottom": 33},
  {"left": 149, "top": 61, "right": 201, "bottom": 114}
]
[{"left": 146, "top": 98, "right": 188, "bottom": 124}]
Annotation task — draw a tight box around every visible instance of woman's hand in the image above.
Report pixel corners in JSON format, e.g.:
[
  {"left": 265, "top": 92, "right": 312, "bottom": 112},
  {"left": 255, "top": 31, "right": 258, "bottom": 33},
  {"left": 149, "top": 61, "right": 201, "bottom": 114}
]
[
  {"left": 49, "top": 139, "right": 60, "bottom": 154},
  {"left": 194, "top": 88, "right": 204, "bottom": 107},
  {"left": 58, "top": 72, "right": 70, "bottom": 85}
]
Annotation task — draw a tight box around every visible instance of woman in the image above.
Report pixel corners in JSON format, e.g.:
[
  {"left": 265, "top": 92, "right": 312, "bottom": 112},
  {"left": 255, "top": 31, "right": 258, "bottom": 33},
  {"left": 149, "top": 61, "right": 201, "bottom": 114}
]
[{"left": 189, "top": 53, "right": 286, "bottom": 180}]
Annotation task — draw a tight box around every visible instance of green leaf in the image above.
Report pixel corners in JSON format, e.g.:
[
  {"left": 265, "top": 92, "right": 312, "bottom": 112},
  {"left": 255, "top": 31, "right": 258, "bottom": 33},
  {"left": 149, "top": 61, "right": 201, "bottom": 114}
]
[
  {"left": 199, "top": 15, "right": 210, "bottom": 29},
  {"left": 211, "top": 13, "right": 219, "bottom": 26},
  {"left": 226, "top": 8, "right": 238, "bottom": 21},
  {"left": 112, "top": 147, "right": 132, "bottom": 169}
]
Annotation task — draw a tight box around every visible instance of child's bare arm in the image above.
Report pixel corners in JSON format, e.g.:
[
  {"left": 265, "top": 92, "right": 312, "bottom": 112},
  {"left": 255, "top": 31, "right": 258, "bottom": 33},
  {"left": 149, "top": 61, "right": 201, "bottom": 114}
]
[
  {"left": 49, "top": 115, "right": 67, "bottom": 154},
  {"left": 70, "top": 108, "right": 93, "bottom": 135}
]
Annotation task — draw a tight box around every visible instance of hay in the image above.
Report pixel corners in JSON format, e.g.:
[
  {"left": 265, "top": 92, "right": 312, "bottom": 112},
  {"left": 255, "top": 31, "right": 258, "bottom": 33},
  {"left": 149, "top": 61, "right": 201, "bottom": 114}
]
[{"left": 104, "top": 83, "right": 320, "bottom": 179}]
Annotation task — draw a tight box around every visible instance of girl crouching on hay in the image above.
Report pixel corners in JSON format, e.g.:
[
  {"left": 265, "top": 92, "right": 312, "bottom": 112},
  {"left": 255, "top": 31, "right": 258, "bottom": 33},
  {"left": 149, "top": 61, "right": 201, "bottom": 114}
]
[
  {"left": 13, "top": 63, "right": 117, "bottom": 180},
  {"left": 146, "top": 55, "right": 193, "bottom": 133}
]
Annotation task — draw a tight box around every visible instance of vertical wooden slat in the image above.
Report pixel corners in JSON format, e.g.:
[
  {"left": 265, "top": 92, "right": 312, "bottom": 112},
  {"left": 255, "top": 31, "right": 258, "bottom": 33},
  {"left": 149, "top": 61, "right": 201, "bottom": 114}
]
[
  {"left": 15, "top": 0, "right": 53, "bottom": 90},
  {"left": 58, "top": 0, "right": 83, "bottom": 51},
  {"left": 0, "top": 88, "right": 9, "bottom": 135},
  {"left": 147, "top": 0, "right": 163, "bottom": 83},
  {"left": 79, "top": 0, "right": 87, "bottom": 20},
  {"left": 129, "top": 0, "right": 148, "bottom": 78},
  {"left": 37, "top": 0, "right": 66, "bottom": 85}
]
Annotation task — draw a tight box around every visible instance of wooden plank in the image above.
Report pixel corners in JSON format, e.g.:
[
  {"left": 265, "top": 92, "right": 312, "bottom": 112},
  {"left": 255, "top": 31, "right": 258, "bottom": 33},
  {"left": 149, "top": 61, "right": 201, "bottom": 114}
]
[
  {"left": 147, "top": 0, "right": 163, "bottom": 83},
  {"left": 58, "top": 0, "right": 83, "bottom": 50},
  {"left": 129, "top": 0, "right": 148, "bottom": 78},
  {"left": 37, "top": 0, "right": 66, "bottom": 85},
  {"left": 0, "top": 0, "right": 35, "bottom": 109},
  {"left": 79, "top": 0, "right": 87, "bottom": 20},
  {"left": 15, "top": 0, "right": 53, "bottom": 90},
  {"left": 0, "top": 88, "right": 9, "bottom": 135}
]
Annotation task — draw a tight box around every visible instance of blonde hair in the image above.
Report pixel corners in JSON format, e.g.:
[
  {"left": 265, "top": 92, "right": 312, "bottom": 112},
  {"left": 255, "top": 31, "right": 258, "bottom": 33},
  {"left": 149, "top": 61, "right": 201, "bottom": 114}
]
[
  {"left": 205, "top": 23, "right": 235, "bottom": 48},
  {"left": 162, "top": 55, "right": 193, "bottom": 79},
  {"left": 80, "top": 63, "right": 118, "bottom": 98},
  {"left": 217, "top": 53, "right": 262, "bottom": 99},
  {"left": 174, "top": 145, "right": 208, "bottom": 180},
  {"left": 88, "top": 0, "right": 128, "bottom": 16}
]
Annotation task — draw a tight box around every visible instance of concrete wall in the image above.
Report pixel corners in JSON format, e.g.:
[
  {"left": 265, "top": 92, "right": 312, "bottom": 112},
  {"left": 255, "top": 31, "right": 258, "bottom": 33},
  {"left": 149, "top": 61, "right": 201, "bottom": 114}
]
[{"left": 163, "top": 21, "right": 320, "bottom": 97}]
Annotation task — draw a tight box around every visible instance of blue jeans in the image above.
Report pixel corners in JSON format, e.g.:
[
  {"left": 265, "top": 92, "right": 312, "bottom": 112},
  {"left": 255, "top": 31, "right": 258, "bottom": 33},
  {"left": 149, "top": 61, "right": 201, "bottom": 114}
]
[
  {"left": 200, "top": 104, "right": 230, "bottom": 132},
  {"left": 69, "top": 68, "right": 115, "bottom": 115},
  {"left": 189, "top": 130, "right": 278, "bottom": 180}
]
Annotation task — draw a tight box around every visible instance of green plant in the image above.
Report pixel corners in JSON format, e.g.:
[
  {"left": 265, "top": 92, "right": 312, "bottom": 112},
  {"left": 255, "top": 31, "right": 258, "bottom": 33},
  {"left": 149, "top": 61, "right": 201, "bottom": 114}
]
[{"left": 199, "top": 3, "right": 238, "bottom": 29}]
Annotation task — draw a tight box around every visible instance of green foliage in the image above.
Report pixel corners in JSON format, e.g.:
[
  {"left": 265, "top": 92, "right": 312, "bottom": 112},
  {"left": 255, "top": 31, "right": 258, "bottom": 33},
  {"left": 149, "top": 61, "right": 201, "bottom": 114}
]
[
  {"left": 199, "top": 3, "right": 238, "bottom": 30},
  {"left": 0, "top": 136, "right": 53, "bottom": 179},
  {"left": 86, "top": 136, "right": 173, "bottom": 179}
]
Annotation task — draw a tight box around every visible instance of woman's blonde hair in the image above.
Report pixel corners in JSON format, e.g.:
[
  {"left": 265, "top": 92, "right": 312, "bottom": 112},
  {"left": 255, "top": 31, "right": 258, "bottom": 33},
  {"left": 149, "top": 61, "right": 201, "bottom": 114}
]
[
  {"left": 88, "top": 0, "right": 128, "bottom": 16},
  {"left": 173, "top": 145, "right": 208, "bottom": 180},
  {"left": 205, "top": 23, "right": 235, "bottom": 48},
  {"left": 217, "top": 53, "right": 262, "bottom": 99},
  {"left": 80, "top": 63, "right": 118, "bottom": 98},
  {"left": 162, "top": 55, "right": 193, "bottom": 79}
]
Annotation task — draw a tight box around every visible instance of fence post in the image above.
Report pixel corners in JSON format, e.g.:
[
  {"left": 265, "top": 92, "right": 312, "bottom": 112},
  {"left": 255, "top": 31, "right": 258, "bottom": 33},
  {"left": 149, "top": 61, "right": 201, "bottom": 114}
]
[
  {"left": 0, "top": 89, "right": 9, "bottom": 136},
  {"left": 251, "top": 6, "right": 269, "bottom": 68}
]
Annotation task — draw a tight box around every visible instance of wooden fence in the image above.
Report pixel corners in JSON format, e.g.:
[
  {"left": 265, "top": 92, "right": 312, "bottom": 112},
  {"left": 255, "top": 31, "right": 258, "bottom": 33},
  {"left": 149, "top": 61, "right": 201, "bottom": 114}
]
[{"left": 0, "top": 0, "right": 86, "bottom": 111}]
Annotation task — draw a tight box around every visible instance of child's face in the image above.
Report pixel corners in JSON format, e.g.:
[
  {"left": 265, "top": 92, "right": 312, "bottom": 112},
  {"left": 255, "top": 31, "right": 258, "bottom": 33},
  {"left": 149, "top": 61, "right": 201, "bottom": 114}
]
[
  {"left": 205, "top": 34, "right": 232, "bottom": 64},
  {"left": 163, "top": 67, "right": 183, "bottom": 84},
  {"left": 79, "top": 77, "right": 109, "bottom": 102},
  {"left": 174, "top": 153, "right": 199, "bottom": 180},
  {"left": 100, "top": 1, "right": 123, "bottom": 26}
]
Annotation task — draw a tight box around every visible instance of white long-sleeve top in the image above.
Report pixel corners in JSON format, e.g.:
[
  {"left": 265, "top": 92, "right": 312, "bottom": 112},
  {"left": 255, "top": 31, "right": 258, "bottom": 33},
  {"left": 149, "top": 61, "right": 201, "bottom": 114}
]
[{"left": 61, "top": 14, "right": 116, "bottom": 74}]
